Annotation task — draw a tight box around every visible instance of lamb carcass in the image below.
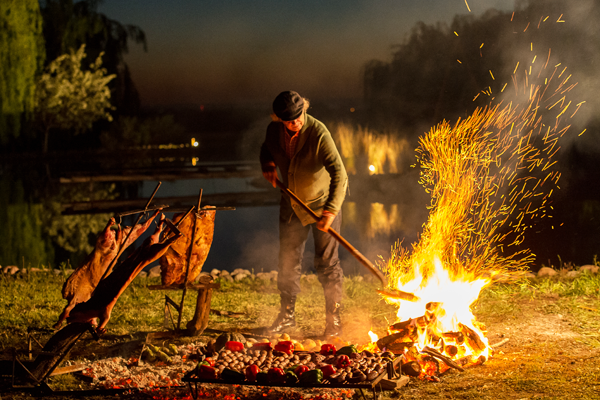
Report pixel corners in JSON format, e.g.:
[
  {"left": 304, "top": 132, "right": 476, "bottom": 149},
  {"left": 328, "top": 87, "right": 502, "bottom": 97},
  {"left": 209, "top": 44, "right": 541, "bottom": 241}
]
[
  {"left": 66, "top": 216, "right": 181, "bottom": 333},
  {"left": 54, "top": 211, "right": 160, "bottom": 328}
]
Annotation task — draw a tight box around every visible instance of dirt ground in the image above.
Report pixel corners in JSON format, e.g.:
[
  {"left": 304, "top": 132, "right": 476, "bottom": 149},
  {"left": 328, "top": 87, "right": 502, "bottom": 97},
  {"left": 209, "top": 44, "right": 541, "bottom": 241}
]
[{"left": 395, "top": 295, "right": 600, "bottom": 400}]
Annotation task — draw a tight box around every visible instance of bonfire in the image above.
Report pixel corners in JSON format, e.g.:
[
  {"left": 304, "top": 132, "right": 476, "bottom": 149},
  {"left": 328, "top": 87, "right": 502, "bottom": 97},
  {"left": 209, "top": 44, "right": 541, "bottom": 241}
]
[{"left": 373, "top": 32, "right": 584, "bottom": 380}]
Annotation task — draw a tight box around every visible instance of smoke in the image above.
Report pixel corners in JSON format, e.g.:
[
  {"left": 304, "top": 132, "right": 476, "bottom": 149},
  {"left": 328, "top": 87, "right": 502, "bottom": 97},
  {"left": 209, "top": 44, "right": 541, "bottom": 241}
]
[{"left": 495, "top": 0, "right": 600, "bottom": 152}]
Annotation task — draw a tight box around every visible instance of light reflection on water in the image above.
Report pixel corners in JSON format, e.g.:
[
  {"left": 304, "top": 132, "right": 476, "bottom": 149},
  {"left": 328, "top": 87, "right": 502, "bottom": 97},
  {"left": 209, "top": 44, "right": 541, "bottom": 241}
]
[{"left": 140, "top": 177, "right": 424, "bottom": 275}]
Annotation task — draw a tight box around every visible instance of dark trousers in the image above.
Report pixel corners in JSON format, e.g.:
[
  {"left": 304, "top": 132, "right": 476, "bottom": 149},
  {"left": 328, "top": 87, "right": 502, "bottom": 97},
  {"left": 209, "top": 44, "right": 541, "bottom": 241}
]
[{"left": 277, "top": 201, "right": 343, "bottom": 309}]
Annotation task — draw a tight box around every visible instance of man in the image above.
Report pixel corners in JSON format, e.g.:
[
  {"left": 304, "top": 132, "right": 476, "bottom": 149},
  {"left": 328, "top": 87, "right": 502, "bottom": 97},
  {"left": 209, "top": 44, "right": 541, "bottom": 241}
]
[{"left": 260, "top": 90, "right": 348, "bottom": 337}]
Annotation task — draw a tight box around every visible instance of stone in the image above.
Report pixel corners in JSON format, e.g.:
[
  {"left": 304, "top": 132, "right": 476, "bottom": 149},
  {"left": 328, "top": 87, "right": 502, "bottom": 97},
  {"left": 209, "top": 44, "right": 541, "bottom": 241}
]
[
  {"left": 53, "top": 269, "right": 62, "bottom": 275},
  {"left": 537, "top": 267, "right": 557, "bottom": 277},
  {"left": 20, "top": 268, "right": 27, "bottom": 274},
  {"left": 231, "top": 268, "right": 245, "bottom": 276},
  {"left": 137, "top": 271, "right": 148, "bottom": 279},
  {"left": 579, "top": 265, "right": 600, "bottom": 274},
  {"left": 566, "top": 270, "right": 580, "bottom": 279},
  {"left": 354, "top": 275, "right": 364, "bottom": 282},
  {"left": 223, "top": 275, "right": 234, "bottom": 282},
  {"left": 256, "top": 272, "right": 271, "bottom": 282},
  {"left": 210, "top": 269, "right": 221, "bottom": 276},
  {"left": 234, "top": 273, "right": 248, "bottom": 281},
  {"left": 525, "top": 272, "right": 537, "bottom": 279},
  {"left": 220, "top": 270, "right": 230, "bottom": 277},
  {"left": 148, "top": 265, "right": 161, "bottom": 278}
]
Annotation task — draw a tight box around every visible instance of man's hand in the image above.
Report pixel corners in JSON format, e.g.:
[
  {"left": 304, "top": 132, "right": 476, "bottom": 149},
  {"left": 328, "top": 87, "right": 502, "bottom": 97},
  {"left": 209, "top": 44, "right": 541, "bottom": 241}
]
[
  {"left": 262, "top": 162, "right": 277, "bottom": 188},
  {"left": 316, "top": 211, "right": 336, "bottom": 232}
]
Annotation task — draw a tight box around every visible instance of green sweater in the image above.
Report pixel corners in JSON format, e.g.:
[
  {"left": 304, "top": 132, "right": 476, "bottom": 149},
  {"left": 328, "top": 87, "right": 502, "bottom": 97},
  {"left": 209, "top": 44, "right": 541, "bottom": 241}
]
[{"left": 260, "top": 113, "right": 348, "bottom": 226}]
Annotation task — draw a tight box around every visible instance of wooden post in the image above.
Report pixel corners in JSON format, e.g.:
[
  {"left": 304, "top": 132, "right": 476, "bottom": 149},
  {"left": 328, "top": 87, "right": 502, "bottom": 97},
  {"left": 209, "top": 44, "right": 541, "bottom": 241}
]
[{"left": 186, "top": 275, "right": 215, "bottom": 336}]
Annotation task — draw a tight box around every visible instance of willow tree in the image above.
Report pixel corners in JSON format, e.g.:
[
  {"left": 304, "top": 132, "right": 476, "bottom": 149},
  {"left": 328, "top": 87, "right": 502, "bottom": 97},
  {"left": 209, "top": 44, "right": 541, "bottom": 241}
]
[{"left": 0, "top": 0, "right": 45, "bottom": 146}]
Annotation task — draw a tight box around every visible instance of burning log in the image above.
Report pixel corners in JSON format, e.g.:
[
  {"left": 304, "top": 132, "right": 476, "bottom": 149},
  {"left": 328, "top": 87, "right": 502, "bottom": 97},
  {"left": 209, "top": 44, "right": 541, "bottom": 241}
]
[
  {"left": 376, "top": 332, "right": 413, "bottom": 353},
  {"left": 159, "top": 209, "right": 216, "bottom": 286},
  {"left": 444, "top": 344, "right": 458, "bottom": 357},
  {"left": 422, "top": 346, "right": 464, "bottom": 372},
  {"left": 401, "top": 360, "right": 421, "bottom": 377},
  {"left": 67, "top": 217, "right": 182, "bottom": 333},
  {"left": 54, "top": 211, "right": 161, "bottom": 329},
  {"left": 442, "top": 331, "right": 465, "bottom": 345},
  {"left": 458, "top": 323, "right": 486, "bottom": 352}
]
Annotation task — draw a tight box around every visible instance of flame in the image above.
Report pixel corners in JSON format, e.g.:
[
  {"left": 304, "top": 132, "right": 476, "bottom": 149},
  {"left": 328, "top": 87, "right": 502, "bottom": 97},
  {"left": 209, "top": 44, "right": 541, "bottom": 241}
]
[{"left": 368, "top": 330, "right": 379, "bottom": 343}]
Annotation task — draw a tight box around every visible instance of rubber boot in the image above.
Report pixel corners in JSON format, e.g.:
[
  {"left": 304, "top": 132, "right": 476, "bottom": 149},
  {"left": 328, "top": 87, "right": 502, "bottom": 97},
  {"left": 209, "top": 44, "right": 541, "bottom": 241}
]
[
  {"left": 269, "top": 294, "right": 296, "bottom": 333},
  {"left": 323, "top": 300, "right": 342, "bottom": 338}
]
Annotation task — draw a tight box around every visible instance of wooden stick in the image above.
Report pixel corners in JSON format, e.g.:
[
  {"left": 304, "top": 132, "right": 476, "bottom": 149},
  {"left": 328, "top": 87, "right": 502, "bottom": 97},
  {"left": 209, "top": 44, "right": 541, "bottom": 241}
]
[
  {"left": 99, "top": 182, "right": 162, "bottom": 283},
  {"left": 177, "top": 189, "right": 203, "bottom": 330},
  {"left": 275, "top": 179, "right": 387, "bottom": 287},
  {"left": 377, "top": 289, "right": 420, "bottom": 303},
  {"left": 490, "top": 338, "right": 510, "bottom": 348}
]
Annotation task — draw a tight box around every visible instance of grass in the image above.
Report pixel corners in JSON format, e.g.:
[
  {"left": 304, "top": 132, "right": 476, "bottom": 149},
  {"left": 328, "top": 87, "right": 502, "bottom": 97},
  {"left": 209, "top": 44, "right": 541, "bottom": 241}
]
[{"left": 1, "top": 270, "right": 600, "bottom": 399}]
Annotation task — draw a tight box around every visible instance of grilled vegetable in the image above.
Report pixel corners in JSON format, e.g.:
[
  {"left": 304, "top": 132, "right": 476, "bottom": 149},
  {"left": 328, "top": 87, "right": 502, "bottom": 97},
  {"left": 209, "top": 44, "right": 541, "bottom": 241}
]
[
  {"left": 320, "top": 344, "right": 336, "bottom": 356},
  {"left": 299, "top": 368, "right": 323, "bottom": 384},
  {"left": 336, "top": 344, "right": 358, "bottom": 356},
  {"left": 245, "top": 364, "right": 260, "bottom": 382}
]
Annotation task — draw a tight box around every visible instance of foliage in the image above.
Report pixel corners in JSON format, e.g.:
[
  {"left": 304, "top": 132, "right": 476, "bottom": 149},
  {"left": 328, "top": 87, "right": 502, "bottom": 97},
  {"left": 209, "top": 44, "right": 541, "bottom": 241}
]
[
  {"left": 0, "top": 0, "right": 45, "bottom": 146},
  {"left": 35, "top": 44, "right": 115, "bottom": 152},
  {"left": 0, "top": 175, "right": 54, "bottom": 267},
  {"left": 40, "top": 0, "right": 146, "bottom": 115}
]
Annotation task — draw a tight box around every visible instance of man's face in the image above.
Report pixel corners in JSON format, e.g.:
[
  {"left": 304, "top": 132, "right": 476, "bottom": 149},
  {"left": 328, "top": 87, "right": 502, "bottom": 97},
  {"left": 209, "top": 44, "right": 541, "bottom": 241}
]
[{"left": 282, "top": 114, "right": 304, "bottom": 133}]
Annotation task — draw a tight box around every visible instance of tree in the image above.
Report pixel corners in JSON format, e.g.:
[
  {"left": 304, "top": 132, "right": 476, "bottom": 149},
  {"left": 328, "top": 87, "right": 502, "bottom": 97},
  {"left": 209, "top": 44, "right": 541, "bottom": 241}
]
[
  {"left": 0, "top": 0, "right": 45, "bottom": 147},
  {"left": 40, "top": 0, "right": 146, "bottom": 115},
  {"left": 35, "top": 44, "right": 115, "bottom": 152}
]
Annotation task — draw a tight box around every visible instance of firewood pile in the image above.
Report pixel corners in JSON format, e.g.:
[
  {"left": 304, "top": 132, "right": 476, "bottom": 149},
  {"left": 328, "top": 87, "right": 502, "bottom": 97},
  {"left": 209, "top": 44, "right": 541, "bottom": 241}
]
[{"left": 373, "top": 301, "right": 493, "bottom": 381}]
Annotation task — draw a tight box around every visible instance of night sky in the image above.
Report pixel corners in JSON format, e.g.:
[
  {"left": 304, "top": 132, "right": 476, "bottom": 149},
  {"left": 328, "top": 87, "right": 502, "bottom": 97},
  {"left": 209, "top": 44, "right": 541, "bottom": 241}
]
[{"left": 97, "top": 0, "right": 515, "bottom": 107}]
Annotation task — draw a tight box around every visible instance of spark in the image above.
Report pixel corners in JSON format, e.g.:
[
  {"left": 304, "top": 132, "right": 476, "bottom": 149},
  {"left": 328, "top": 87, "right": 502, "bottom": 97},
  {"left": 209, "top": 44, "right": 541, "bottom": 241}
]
[
  {"left": 464, "top": 0, "right": 471, "bottom": 12},
  {"left": 514, "top": 62, "right": 520, "bottom": 74},
  {"left": 524, "top": 22, "right": 530, "bottom": 32},
  {"left": 557, "top": 14, "right": 564, "bottom": 22},
  {"left": 458, "top": 59, "right": 462, "bottom": 64},
  {"left": 454, "top": 31, "right": 459, "bottom": 36},
  {"left": 489, "top": 70, "right": 495, "bottom": 80}
]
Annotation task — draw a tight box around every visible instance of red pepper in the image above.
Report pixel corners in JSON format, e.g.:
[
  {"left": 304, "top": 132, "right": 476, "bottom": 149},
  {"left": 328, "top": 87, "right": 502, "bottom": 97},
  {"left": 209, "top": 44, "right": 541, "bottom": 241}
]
[
  {"left": 320, "top": 343, "right": 336, "bottom": 355},
  {"left": 319, "top": 364, "right": 337, "bottom": 378},
  {"left": 196, "top": 364, "right": 218, "bottom": 380},
  {"left": 267, "top": 367, "right": 286, "bottom": 383},
  {"left": 274, "top": 341, "right": 294, "bottom": 355},
  {"left": 336, "top": 355, "right": 351, "bottom": 368},
  {"left": 251, "top": 342, "right": 273, "bottom": 351},
  {"left": 225, "top": 341, "right": 245, "bottom": 352},
  {"left": 245, "top": 364, "right": 260, "bottom": 382},
  {"left": 294, "top": 365, "right": 309, "bottom": 377},
  {"left": 203, "top": 357, "right": 215, "bottom": 367}
]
